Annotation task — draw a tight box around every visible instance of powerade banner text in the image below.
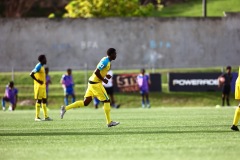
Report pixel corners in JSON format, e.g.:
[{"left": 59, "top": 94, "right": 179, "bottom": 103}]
[
  {"left": 169, "top": 73, "right": 222, "bottom": 92},
  {"left": 113, "top": 73, "right": 162, "bottom": 93}
]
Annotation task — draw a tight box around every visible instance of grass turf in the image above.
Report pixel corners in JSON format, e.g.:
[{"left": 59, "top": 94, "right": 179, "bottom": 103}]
[
  {"left": 159, "top": 0, "right": 240, "bottom": 17},
  {"left": 0, "top": 107, "right": 239, "bottom": 160}
]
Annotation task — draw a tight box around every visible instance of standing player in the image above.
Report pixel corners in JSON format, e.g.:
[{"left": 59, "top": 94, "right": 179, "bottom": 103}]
[
  {"left": 1, "top": 81, "right": 18, "bottom": 111},
  {"left": 30, "top": 55, "right": 53, "bottom": 121},
  {"left": 60, "top": 48, "right": 120, "bottom": 127},
  {"left": 60, "top": 68, "right": 75, "bottom": 105},
  {"left": 137, "top": 69, "right": 151, "bottom": 108},
  {"left": 45, "top": 67, "right": 52, "bottom": 106},
  {"left": 219, "top": 66, "right": 233, "bottom": 106},
  {"left": 231, "top": 66, "right": 240, "bottom": 131}
]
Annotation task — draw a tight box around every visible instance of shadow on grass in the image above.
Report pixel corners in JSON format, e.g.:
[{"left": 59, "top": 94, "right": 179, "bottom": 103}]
[{"left": 0, "top": 129, "right": 233, "bottom": 137}]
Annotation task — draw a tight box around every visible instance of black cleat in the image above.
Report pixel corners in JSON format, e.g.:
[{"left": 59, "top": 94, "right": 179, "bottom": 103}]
[{"left": 231, "top": 125, "right": 239, "bottom": 131}]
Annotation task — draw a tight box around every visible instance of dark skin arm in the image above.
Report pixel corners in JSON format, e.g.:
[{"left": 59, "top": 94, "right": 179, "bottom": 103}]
[
  {"left": 30, "top": 72, "right": 43, "bottom": 85},
  {"left": 94, "top": 69, "right": 108, "bottom": 84}
]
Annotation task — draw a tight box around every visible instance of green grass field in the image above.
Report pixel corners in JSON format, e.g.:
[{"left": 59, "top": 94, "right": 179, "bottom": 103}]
[
  {"left": 159, "top": 0, "right": 240, "bottom": 17},
  {"left": 0, "top": 107, "right": 239, "bottom": 160}
]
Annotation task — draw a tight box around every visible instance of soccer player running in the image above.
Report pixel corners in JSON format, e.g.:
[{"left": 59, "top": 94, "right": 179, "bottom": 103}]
[
  {"left": 231, "top": 66, "right": 240, "bottom": 131},
  {"left": 60, "top": 68, "right": 75, "bottom": 105},
  {"left": 137, "top": 69, "right": 151, "bottom": 108},
  {"left": 30, "top": 55, "right": 53, "bottom": 121},
  {"left": 60, "top": 48, "right": 120, "bottom": 127},
  {"left": 1, "top": 81, "right": 18, "bottom": 111},
  {"left": 219, "top": 66, "right": 233, "bottom": 106}
]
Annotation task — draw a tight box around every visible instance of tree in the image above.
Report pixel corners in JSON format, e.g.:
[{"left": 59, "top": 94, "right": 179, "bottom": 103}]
[
  {"left": 2, "top": 0, "right": 38, "bottom": 17},
  {"left": 61, "top": 0, "right": 162, "bottom": 18}
]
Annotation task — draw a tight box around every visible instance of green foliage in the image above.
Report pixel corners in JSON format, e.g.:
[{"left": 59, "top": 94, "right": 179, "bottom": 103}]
[{"left": 63, "top": 0, "right": 162, "bottom": 18}]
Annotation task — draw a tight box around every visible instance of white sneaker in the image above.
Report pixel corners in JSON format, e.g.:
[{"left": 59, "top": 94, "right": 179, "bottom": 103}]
[
  {"left": 8, "top": 106, "right": 13, "bottom": 111},
  {"left": 2, "top": 107, "right": 6, "bottom": 111},
  {"left": 35, "top": 117, "right": 42, "bottom": 122},
  {"left": 107, "top": 121, "right": 120, "bottom": 127},
  {"left": 44, "top": 117, "right": 53, "bottom": 121},
  {"left": 60, "top": 105, "right": 66, "bottom": 119}
]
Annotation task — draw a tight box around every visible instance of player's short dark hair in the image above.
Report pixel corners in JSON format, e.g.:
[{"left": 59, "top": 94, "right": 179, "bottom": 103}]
[
  {"left": 9, "top": 81, "right": 14, "bottom": 86},
  {"left": 107, "top": 48, "right": 116, "bottom": 56},
  {"left": 67, "top": 68, "right": 72, "bottom": 72},
  {"left": 38, "top": 54, "right": 46, "bottom": 62},
  {"left": 226, "top": 66, "right": 231, "bottom": 70}
]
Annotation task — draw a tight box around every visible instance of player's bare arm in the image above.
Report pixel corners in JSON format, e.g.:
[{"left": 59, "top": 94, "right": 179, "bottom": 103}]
[
  {"left": 30, "top": 72, "right": 43, "bottom": 85},
  {"left": 94, "top": 69, "right": 108, "bottom": 84},
  {"left": 106, "top": 74, "right": 112, "bottom": 79}
]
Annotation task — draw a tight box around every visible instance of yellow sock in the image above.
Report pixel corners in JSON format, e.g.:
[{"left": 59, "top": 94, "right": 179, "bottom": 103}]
[
  {"left": 66, "top": 101, "right": 84, "bottom": 110},
  {"left": 42, "top": 103, "right": 48, "bottom": 118},
  {"left": 233, "top": 107, "right": 240, "bottom": 126},
  {"left": 103, "top": 102, "right": 111, "bottom": 124},
  {"left": 35, "top": 103, "right": 40, "bottom": 118}
]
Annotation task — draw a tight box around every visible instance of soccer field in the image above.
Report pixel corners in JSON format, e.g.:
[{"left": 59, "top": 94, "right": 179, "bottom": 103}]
[{"left": 0, "top": 107, "right": 239, "bottom": 160}]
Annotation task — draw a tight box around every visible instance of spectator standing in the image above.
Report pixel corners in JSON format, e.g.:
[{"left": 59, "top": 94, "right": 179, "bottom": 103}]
[
  {"left": 137, "top": 69, "right": 151, "bottom": 108},
  {"left": 219, "top": 66, "right": 233, "bottom": 106},
  {"left": 60, "top": 68, "right": 76, "bottom": 105},
  {"left": 1, "top": 81, "right": 18, "bottom": 111}
]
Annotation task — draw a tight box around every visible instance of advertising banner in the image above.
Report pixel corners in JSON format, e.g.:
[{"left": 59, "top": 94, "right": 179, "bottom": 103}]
[
  {"left": 169, "top": 73, "right": 221, "bottom": 92},
  {"left": 169, "top": 72, "right": 237, "bottom": 92},
  {"left": 113, "top": 73, "right": 162, "bottom": 93}
]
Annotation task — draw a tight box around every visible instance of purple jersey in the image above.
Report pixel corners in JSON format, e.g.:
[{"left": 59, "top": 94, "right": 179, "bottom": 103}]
[
  {"left": 137, "top": 74, "right": 149, "bottom": 92},
  {"left": 61, "top": 75, "right": 74, "bottom": 88},
  {"left": 4, "top": 86, "right": 18, "bottom": 104}
]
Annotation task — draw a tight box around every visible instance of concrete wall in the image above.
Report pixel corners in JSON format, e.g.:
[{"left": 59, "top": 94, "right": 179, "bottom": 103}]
[{"left": 0, "top": 17, "right": 239, "bottom": 71}]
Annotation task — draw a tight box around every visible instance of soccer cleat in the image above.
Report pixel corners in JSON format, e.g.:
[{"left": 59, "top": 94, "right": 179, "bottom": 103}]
[
  {"left": 44, "top": 117, "right": 53, "bottom": 121},
  {"left": 35, "top": 117, "right": 42, "bottom": 122},
  {"left": 2, "top": 107, "right": 6, "bottom": 111},
  {"left": 147, "top": 104, "right": 151, "bottom": 108},
  {"left": 231, "top": 125, "right": 239, "bottom": 131},
  {"left": 107, "top": 121, "right": 120, "bottom": 127},
  {"left": 60, "top": 105, "right": 66, "bottom": 119}
]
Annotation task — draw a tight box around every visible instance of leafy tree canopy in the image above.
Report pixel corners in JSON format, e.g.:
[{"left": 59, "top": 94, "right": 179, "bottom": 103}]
[{"left": 51, "top": 0, "right": 162, "bottom": 18}]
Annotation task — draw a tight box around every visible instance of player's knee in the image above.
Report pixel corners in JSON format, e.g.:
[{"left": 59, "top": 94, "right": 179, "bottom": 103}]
[
  {"left": 42, "top": 99, "right": 47, "bottom": 103},
  {"left": 36, "top": 100, "right": 42, "bottom": 104}
]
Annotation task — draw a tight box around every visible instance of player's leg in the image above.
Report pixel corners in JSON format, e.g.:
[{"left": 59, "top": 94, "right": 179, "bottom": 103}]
[
  {"left": 226, "top": 86, "right": 231, "bottom": 106},
  {"left": 146, "top": 92, "right": 150, "bottom": 108},
  {"left": 34, "top": 86, "right": 42, "bottom": 121},
  {"left": 222, "top": 93, "right": 225, "bottom": 106},
  {"left": 35, "top": 99, "right": 42, "bottom": 121},
  {"left": 60, "top": 84, "right": 94, "bottom": 119},
  {"left": 71, "top": 93, "right": 76, "bottom": 103},
  {"left": 1, "top": 97, "right": 9, "bottom": 111},
  {"left": 96, "top": 84, "right": 119, "bottom": 127},
  {"left": 64, "top": 94, "right": 69, "bottom": 105},
  {"left": 141, "top": 91, "right": 145, "bottom": 108},
  {"left": 231, "top": 83, "right": 240, "bottom": 131},
  {"left": 60, "top": 97, "right": 91, "bottom": 119},
  {"left": 93, "top": 97, "right": 100, "bottom": 109}
]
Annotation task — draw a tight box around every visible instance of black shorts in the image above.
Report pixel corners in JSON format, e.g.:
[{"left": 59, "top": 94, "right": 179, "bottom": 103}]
[
  {"left": 105, "top": 87, "right": 114, "bottom": 95},
  {"left": 222, "top": 85, "right": 231, "bottom": 95}
]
